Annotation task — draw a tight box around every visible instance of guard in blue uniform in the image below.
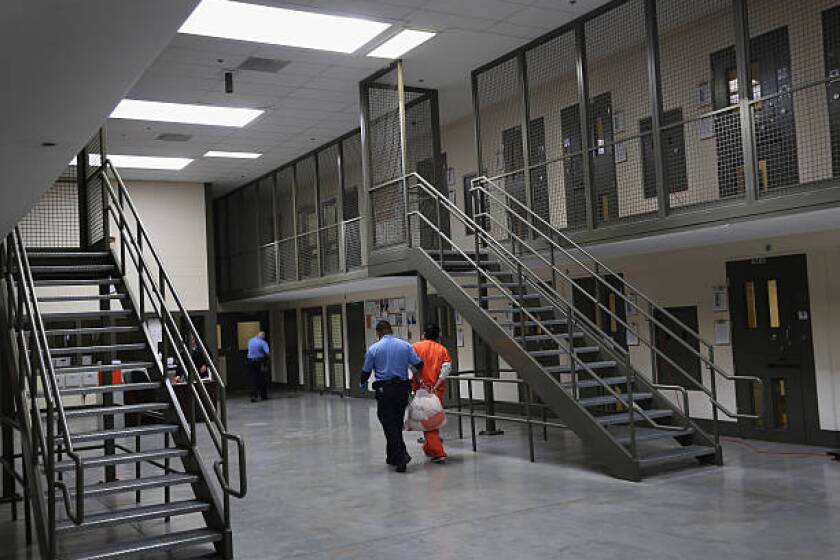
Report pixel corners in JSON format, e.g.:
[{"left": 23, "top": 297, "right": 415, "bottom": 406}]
[
  {"left": 361, "top": 320, "right": 423, "bottom": 472},
  {"left": 246, "top": 331, "right": 270, "bottom": 402}
]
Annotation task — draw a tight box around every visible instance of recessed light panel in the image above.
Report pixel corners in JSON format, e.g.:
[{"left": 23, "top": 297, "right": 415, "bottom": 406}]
[
  {"left": 204, "top": 150, "right": 262, "bottom": 159},
  {"left": 179, "top": 0, "right": 391, "bottom": 54},
  {"left": 111, "top": 99, "right": 263, "bottom": 127},
  {"left": 70, "top": 154, "right": 192, "bottom": 170},
  {"left": 367, "top": 29, "right": 436, "bottom": 59}
]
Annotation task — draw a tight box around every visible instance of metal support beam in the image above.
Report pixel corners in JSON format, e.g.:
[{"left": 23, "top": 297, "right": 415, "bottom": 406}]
[
  {"left": 471, "top": 72, "right": 484, "bottom": 178},
  {"left": 397, "top": 60, "right": 411, "bottom": 247},
  {"left": 358, "top": 77, "right": 374, "bottom": 257},
  {"left": 574, "top": 22, "right": 597, "bottom": 230},
  {"left": 645, "top": 0, "right": 670, "bottom": 217},
  {"left": 517, "top": 51, "right": 534, "bottom": 232},
  {"left": 734, "top": 0, "right": 758, "bottom": 203}
]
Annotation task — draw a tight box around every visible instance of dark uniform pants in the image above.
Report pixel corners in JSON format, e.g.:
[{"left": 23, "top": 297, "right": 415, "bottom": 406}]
[
  {"left": 248, "top": 358, "right": 268, "bottom": 400},
  {"left": 374, "top": 379, "right": 410, "bottom": 465}
]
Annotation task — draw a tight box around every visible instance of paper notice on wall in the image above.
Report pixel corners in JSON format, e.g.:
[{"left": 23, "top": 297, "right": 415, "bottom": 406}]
[
  {"left": 147, "top": 318, "right": 163, "bottom": 347},
  {"left": 714, "top": 319, "right": 731, "bottom": 345}
]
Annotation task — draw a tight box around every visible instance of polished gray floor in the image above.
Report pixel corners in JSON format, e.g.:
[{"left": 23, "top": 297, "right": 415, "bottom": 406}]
[{"left": 2, "top": 392, "right": 840, "bottom": 559}]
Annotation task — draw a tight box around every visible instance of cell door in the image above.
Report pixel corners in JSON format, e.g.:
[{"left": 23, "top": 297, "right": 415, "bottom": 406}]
[
  {"left": 727, "top": 255, "right": 819, "bottom": 443},
  {"left": 560, "top": 93, "right": 616, "bottom": 227},
  {"left": 283, "top": 310, "right": 300, "bottom": 388},
  {"left": 824, "top": 6, "right": 840, "bottom": 177},
  {"left": 302, "top": 307, "right": 326, "bottom": 392},
  {"left": 711, "top": 27, "right": 798, "bottom": 196},
  {"left": 326, "top": 305, "right": 346, "bottom": 394}
]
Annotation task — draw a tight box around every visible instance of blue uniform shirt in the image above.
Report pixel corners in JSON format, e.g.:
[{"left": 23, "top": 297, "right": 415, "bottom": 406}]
[
  {"left": 247, "top": 336, "right": 270, "bottom": 360},
  {"left": 362, "top": 335, "right": 422, "bottom": 381}
]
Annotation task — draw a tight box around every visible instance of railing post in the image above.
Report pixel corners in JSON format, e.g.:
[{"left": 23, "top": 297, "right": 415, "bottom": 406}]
[
  {"left": 118, "top": 184, "right": 126, "bottom": 275},
  {"left": 467, "top": 380, "right": 477, "bottom": 453},
  {"left": 569, "top": 304, "right": 578, "bottom": 400},
  {"left": 734, "top": 0, "right": 758, "bottom": 203},
  {"left": 709, "top": 345, "right": 720, "bottom": 450},
  {"left": 625, "top": 353, "right": 637, "bottom": 459},
  {"left": 138, "top": 226, "right": 145, "bottom": 318},
  {"left": 648, "top": 301, "right": 658, "bottom": 383},
  {"left": 46, "top": 402, "right": 55, "bottom": 559},
  {"left": 525, "top": 384, "right": 535, "bottom": 463}
]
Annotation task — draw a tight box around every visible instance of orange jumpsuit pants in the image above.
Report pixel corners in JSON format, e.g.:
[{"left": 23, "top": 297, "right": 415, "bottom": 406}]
[{"left": 412, "top": 340, "right": 451, "bottom": 459}]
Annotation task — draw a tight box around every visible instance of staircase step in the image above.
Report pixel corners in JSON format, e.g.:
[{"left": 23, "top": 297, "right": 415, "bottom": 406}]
[
  {"left": 637, "top": 445, "right": 717, "bottom": 468},
  {"left": 50, "top": 343, "right": 147, "bottom": 356},
  {"left": 42, "top": 310, "right": 133, "bottom": 322},
  {"left": 500, "top": 319, "right": 568, "bottom": 329},
  {"left": 35, "top": 278, "right": 123, "bottom": 288},
  {"left": 56, "top": 473, "right": 198, "bottom": 499},
  {"left": 578, "top": 392, "right": 653, "bottom": 408},
  {"left": 529, "top": 346, "right": 599, "bottom": 358},
  {"left": 59, "top": 528, "right": 222, "bottom": 560},
  {"left": 596, "top": 409, "right": 673, "bottom": 426},
  {"left": 62, "top": 402, "right": 169, "bottom": 419},
  {"left": 30, "top": 265, "right": 116, "bottom": 274},
  {"left": 480, "top": 293, "right": 541, "bottom": 302},
  {"left": 615, "top": 428, "right": 694, "bottom": 446},
  {"left": 39, "top": 294, "right": 127, "bottom": 303},
  {"left": 29, "top": 251, "right": 111, "bottom": 260},
  {"left": 56, "top": 361, "right": 154, "bottom": 375},
  {"left": 56, "top": 499, "right": 209, "bottom": 534},
  {"left": 45, "top": 326, "right": 140, "bottom": 337},
  {"left": 59, "top": 382, "right": 160, "bottom": 396},
  {"left": 546, "top": 360, "right": 616, "bottom": 374},
  {"left": 523, "top": 332, "right": 584, "bottom": 342},
  {"left": 61, "top": 423, "right": 179, "bottom": 444},
  {"left": 54, "top": 448, "right": 187, "bottom": 472},
  {"left": 461, "top": 282, "right": 522, "bottom": 289},
  {"left": 560, "top": 376, "right": 629, "bottom": 390}
]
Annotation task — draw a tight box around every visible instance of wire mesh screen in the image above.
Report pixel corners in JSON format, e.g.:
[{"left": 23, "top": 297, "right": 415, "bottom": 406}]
[
  {"left": 275, "top": 167, "right": 295, "bottom": 240},
  {"left": 526, "top": 30, "right": 577, "bottom": 230},
  {"left": 367, "top": 70, "right": 402, "bottom": 186},
  {"left": 214, "top": 198, "right": 230, "bottom": 294},
  {"left": 260, "top": 243, "right": 277, "bottom": 285},
  {"left": 344, "top": 219, "right": 363, "bottom": 269},
  {"left": 370, "top": 181, "right": 405, "bottom": 248},
  {"left": 19, "top": 169, "right": 80, "bottom": 248},
  {"left": 295, "top": 156, "right": 318, "bottom": 234},
  {"left": 318, "top": 145, "right": 340, "bottom": 274},
  {"left": 84, "top": 132, "right": 106, "bottom": 246},
  {"left": 476, "top": 57, "right": 524, "bottom": 178},
  {"left": 257, "top": 176, "right": 276, "bottom": 286},
  {"left": 298, "top": 231, "right": 320, "bottom": 279},
  {"left": 277, "top": 237, "right": 297, "bottom": 282},
  {"left": 320, "top": 225, "right": 340, "bottom": 275},
  {"left": 342, "top": 133, "right": 363, "bottom": 219},
  {"left": 748, "top": 0, "right": 840, "bottom": 196},
  {"left": 585, "top": 0, "right": 655, "bottom": 226}
]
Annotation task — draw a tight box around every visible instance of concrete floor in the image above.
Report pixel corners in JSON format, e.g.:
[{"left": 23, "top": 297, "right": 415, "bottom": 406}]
[{"left": 2, "top": 392, "right": 840, "bottom": 559}]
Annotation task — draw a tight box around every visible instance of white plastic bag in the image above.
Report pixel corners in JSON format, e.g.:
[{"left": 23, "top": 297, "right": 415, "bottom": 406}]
[{"left": 404, "top": 389, "right": 446, "bottom": 432}]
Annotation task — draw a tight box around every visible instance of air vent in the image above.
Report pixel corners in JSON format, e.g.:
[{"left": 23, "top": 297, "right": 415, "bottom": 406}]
[
  {"left": 156, "top": 133, "right": 192, "bottom": 142},
  {"left": 237, "top": 57, "right": 289, "bottom": 73}
]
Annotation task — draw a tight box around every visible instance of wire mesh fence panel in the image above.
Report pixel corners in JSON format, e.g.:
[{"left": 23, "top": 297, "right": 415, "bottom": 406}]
[
  {"left": 298, "top": 232, "right": 320, "bottom": 279},
  {"left": 257, "top": 176, "right": 275, "bottom": 246},
  {"left": 86, "top": 174, "right": 105, "bottom": 247},
  {"left": 476, "top": 57, "right": 524, "bottom": 178},
  {"left": 318, "top": 144, "right": 340, "bottom": 226},
  {"left": 367, "top": 70, "right": 402, "bottom": 186},
  {"left": 342, "top": 133, "right": 363, "bottom": 220},
  {"left": 371, "top": 181, "right": 406, "bottom": 248},
  {"left": 656, "top": 0, "right": 745, "bottom": 211},
  {"left": 526, "top": 29, "right": 578, "bottom": 230},
  {"left": 277, "top": 237, "right": 297, "bottom": 282},
  {"left": 585, "top": 0, "right": 656, "bottom": 226},
  {"left": 320, "top": 224, "right": 340, "bottom": 275},
  {"left": 260, "top": 243, "right": 277, "bottom": 286},
  {"left": 406, "top": 93, "right": 436, "bottom": 182},
  {"left": 748, "top": 0, "right": 840, "bottom": 196},
  {"left": 19, "top": 172, "right": 80, "bottom": 248},
  {"left": 214, "top": 198, "right": 230, "bottom": 294},
  {"left": 275, "top": 167, "right": 295, "bottom": 241},
  {"left": 295, "top": 156, "right": 318, "bottom": 234},
  {"left": 344, "top": 219, "right": 363, "bottom": 270}
]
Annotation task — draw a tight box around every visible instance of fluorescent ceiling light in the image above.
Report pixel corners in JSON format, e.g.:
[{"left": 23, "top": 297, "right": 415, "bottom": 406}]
[
  {"left": 179, "top": 0, "right": 391, "bottom": 54},
  {"left": 204, "top": 150, "right": 262, "bottom": 159},
  {"left": 367, "top": 29, "right": 436, "bottom": 59},
  {"left": 111, "top": 99, "right": 263, "bottom": 127},
  {"left": 70, "top": 154, "right": 192, "bottom": 171}
]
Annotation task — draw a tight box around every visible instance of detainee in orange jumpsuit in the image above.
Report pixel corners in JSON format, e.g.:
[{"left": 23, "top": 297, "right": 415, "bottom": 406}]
[{"left": 412, "top": 324, "right": 452, "bottom": 462}]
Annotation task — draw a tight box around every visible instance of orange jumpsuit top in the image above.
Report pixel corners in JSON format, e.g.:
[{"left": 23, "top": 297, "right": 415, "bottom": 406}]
[{"left": 411, "top": 340, "right": 452, "bottom": 398}]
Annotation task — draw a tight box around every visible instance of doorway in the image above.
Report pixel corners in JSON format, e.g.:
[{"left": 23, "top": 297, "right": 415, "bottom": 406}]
[
  {"left": 561, "top": 93, "right": 616, "bottom": 227},
  {"left": 217, "top": 312, "right": 269, "bottom": 393},
  {"left": 824, "top": 6, "right": 840, "bottom": 177},
  {"left": 711, "top": 27, "right": 798, "bottom": 196},
  {"left": 427, "top": 294, "right": 460, "bottom": 406},
  {"left": 727, "top": 254, "right": 819, "bottom": 443},
  {"left": 346, "top": 302, "right": 367, "bottom": 397},
  {"left": 283, "top": 310, "right": 300, "bottom": 389},
  {"left": 302, "top": 307, "right": 326, "bottom": 392},
  {"left": 572, "top": 274, "right": 627, "bottom": 349},
  {"left": 326, "top": 305, "right": 346, "bottom": 394}
]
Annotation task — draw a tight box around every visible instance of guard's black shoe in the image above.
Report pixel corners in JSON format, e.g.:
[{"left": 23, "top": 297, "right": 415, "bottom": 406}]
[{"left": 396, "top": 455, "right": 412, "bottom": 473}]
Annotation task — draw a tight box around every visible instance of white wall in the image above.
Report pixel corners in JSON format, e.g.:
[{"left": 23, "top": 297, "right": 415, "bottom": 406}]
[{"left": 124, "top": 180, "right": 209, "bottom": 311}]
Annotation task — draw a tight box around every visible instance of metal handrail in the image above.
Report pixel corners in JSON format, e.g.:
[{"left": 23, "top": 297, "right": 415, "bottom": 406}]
[
  {"left": 404, "top": 181, "right": 677, "bottom": 450},
  {"left": 2, "top": 228, "right": 86, "bottom": 546},
  {"left": 405, "top": 175, "right": 692, "bottom": 438},
  {"left": 471, "top": 175, "right": 763, "bottom": 418},
  {"left": 97, "top": 161, "right": 247, "bottom": 505},
  {"left": 473, "top": 198, "right": 742, "bottom": 419},
  {"left": 262, "top": 216, "right": 364, "bottom": 250}
]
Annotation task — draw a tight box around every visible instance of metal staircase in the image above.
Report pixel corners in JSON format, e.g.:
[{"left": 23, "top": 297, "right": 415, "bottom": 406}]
[
  {"left": 392, "top": 172, "right": 763, "bottom": 480},
  {"left": 0, "top": 160, "right": 246, "bottom": 559}
]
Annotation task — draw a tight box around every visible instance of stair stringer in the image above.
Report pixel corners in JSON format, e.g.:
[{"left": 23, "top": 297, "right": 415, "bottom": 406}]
[{"left": 410, "top": 248, "right": 642, "bottom": 481}]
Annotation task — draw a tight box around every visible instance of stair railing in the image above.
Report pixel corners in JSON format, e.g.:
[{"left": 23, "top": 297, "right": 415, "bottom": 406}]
[
  {"left": 2, "top": 227, "right": 85, "bottom": 557},
  {"left": 94, "top": 161, "right": 247, "bottom": 529},
  {"left": 402, "top": 173, "right": 688, "bottom": 456},
  {"left": 471, "top": 176, "right": 763, "bottom": 438}
]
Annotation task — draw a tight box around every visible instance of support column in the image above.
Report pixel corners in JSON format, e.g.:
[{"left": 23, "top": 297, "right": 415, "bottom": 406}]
[
  {"left": 734, "top": 0, "right": 758, "bottom": 202},
  {"left": 645, "top": 0, "right": 670, "bottom": 217},
  {"left": 574, "top": 22, "right": 597, "bottom": 231}
]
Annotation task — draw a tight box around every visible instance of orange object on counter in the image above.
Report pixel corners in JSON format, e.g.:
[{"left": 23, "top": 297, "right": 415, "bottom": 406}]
[{"left": 99, "top": 368, "right": 122, "bottom": 385}]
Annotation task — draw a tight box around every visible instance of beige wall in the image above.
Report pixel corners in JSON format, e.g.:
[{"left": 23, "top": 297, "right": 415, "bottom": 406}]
[{"left": 124, "top": 180, "right": 209, "bottom": 311}]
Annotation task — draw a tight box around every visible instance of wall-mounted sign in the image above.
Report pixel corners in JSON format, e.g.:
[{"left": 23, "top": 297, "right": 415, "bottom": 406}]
[
  {"left": 714, "top": 319, "right": 731, "bottom": 345},
  {"left": 712, "top": 285, "right": 728, "bottom": 312}
]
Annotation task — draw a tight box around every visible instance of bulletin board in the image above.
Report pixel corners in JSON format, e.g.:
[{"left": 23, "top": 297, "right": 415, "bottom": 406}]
[{"left": 363, "top": 296, "right": 418, "bottom": 346}]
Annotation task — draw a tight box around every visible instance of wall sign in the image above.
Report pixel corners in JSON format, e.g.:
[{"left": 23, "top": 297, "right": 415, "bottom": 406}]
[{"left": 712, "top": 285, "right": 728, "bottom": 312}]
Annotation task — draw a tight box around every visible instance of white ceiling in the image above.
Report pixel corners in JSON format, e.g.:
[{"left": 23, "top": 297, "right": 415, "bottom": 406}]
[
  {"left": 0, "top": 0, "right": 199, "bottom": 237},
  {"left": 106, "top": 0, "right": 612, "bottom": 195}
]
